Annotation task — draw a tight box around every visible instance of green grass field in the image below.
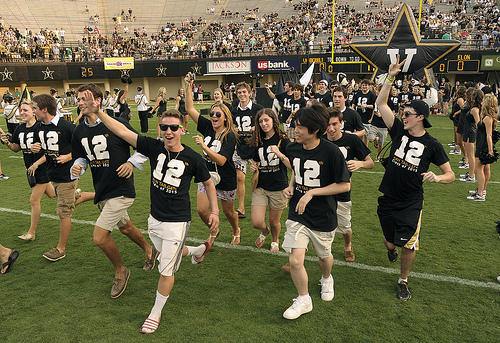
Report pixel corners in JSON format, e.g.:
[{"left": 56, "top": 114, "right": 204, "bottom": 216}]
[{"left": 0, "top": 103, "right": 499, "bottom": 342}]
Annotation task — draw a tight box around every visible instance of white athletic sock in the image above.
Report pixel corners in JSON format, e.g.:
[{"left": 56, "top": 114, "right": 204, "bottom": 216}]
[
  {"left": 186, "top": 244, "right": 206, "bottom": 257},
  {"left": 398, "top": 278, "right": 408, "bottom": 284},
  {"left": 149, "top": 291, "right": 169, "bottom": 321},
  {"left": 297, "top": 294, "right": 311, "bottom": 302}
]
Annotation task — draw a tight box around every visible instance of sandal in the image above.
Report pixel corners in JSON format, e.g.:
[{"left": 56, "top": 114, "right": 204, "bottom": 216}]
[
  {"left": 255, "top": 227, "right": 270, "bottom": 248},
  {"left": 236, "top": 210, "right": 246, "bottom": 219},
  {"left": 231, "top": 227, "right": 241, "bottom": 245},
  {"left": 140, "top": 317, "right": 161, "bottom": 334},
  {"left": 207, "top": 229, "right": 220, "bottom": 246},
  {"left": 270, "top": 241, "right": 279, "bottom": 253}
]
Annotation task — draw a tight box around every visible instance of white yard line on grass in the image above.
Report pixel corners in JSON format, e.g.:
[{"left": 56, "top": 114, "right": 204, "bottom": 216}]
[{"left": 1, "top": 206, "right": 499, "bottom": 290}]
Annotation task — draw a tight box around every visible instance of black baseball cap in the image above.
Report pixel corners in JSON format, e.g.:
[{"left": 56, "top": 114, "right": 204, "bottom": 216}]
[
  {"left": 406, "top": 99, "right": 432, "bottom": 128},
  {"left": 50, "top": 88, "right": 57, "bottom": 94},
  {"left": 137, "top": 86, "right": 143, "bottom": 91},
  {"left": 114, "top": 88, "right": 120, "bottom": 93}
]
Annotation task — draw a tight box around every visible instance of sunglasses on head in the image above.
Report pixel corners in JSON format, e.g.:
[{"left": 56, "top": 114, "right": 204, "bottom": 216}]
[
  {"left": 210, "top": 111, "right": 223, "bottom": 118},
  {"left": 159, "top": 124, "right": 184, "bottom": 132}
]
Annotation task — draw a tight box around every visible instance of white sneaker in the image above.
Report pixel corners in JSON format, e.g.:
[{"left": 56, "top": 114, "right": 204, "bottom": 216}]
[
  {"left": 320, "top": 275, "right": 334, "bottom": 301},
  {"left": 283, "top": 297, "right": 313, "bottom": 320},
  {"left": 469, "top": 189, "right": 486, "bottom": 196},
  {"left": 466, "top": 193, "right": 485, "bottom": 201},
  {"left": 458, "top": 163, "right": 469, "bottom": 169},
  {"left": 497, "top": 276, "right": 500, "bottom": 284}
]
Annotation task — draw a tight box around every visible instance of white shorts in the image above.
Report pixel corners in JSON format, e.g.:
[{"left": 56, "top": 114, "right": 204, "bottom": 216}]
[
  {"left": 334, "top": 201, "right": 352, "bottom": 235},
  {"left": 95, "top": 196, "right": 134, "bottom": 231},
  {"left": 147, "top": 214, "right": 190, "bottom": 276},
  {"left": 282, "top": 219, "right": 334, "bottom": 259}
]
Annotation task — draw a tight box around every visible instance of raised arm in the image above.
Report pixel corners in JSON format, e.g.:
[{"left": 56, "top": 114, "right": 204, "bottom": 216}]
[
  {"left": 119, "top": 83, "right": 129, "bottom": 103},
  {"left": 184, "top": 76, "right": 201, "bottom": 124},
  {"left": 265, "top": 84, "right": 276, "bottom": 99},
  {"left": 81, "top": 90, "right": 139, "bottom": 147},
  {"left": 376, "top": 57, "right": 406, "bottom": 130}
]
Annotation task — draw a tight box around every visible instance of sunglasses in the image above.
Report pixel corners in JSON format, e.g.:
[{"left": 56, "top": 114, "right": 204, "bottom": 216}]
[
  {"left": 159, "top": 124, "right": 184, "bottom": 132},
  {"left": 210, "top": 111, "right": 223, "bottom": 118},
  {"left": 402, "top": 111, "right": 419, "bottom": 118}
]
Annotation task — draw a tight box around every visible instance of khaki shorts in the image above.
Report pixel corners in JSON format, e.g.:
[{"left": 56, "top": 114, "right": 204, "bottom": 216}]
[
  {"left": 282, "top": 219, "right": 334, "bottom": 259},
  {"left": 53, "top": 180, "right": 78, "bottom": 219},
  {"left": 334, "top": 201, "right": 352, "bottom": 235},
  {"left": 368, "top": 126, "right": 388, "bottom": 146},
  {"left": 95, "top": 196, "right": 134, "bottom": 231},
  {"left": 147, "top": 215, "right": 190, "bottom": 277},
  {"left": 251, "top": 187, "right": 288, "bottom": 210}
]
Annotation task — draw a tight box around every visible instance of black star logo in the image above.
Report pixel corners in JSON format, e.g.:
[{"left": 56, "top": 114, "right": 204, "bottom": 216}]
[
  {"left": 42, "top": 67, "right": 54, "bottom": 80},
  {"left": 1, "top": 67, "right": 13, "bottom": 81},
  {"left": 120, "top": 69, "right": 131, "bottom": 77},
  {"left": 156, "top": 64, "right": 167, "bottom": 76},
  {"left": 191, "top": 63, "right": 202, "bottom": 75},
  {"left": 349, "top": 4, "right": 460, "bottom": 80}
]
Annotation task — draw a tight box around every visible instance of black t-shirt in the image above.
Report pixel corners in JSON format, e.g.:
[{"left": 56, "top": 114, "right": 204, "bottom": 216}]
[
  {"left": 371, "top": 110, "right": 387, "bottom": 128},
  {"left": 409, "top": 93, "right": 423, "bottom": 101},
  {"left": 314, "top": 91, "right": 333, "bottom": 108},
  {"left": 341, "top": 107, "right": 364, "bottom": 133},
  {"left": 11, "top": 122, "right": 47, "bottom": 172},
  {"left": 379, "top": 119, "right": 449, "bottom": 201},
  {"left": 388, "top": 95, "right": 401, "bottom": 113},
  {"left": 72, "top": 117, "right": 136, "bottom": 203},
  {"left": 231, "top": 101, "right": 264, "bottom": 159},
  {"left": 197, "top": 115, "right": 237, "bottom": 191},
  {"left": 276, "top": 92, "right": 294, "bottom": 122},
  {"left": 352, "top": 90, "right": 377, "bottom": 123},
  {"left": 288, "top": 97, "right": 307, "bottom": 128},
  {"left": 34, "top": 117, "right": 75, "bottom": 183},
  {"left": 286, "top": 139, "right": 350, "bottom": 232},
  {"left": 400, "top": 91, "right": 411, "bottom": 106},
  {"left": 252, "top": 133, "right": 290, "bottom": 191},
  {"left": 137, "top": 136, "right": 210, "bottom": 222},
  {"left": 327, "top": 133, "right": 371, "bottom": 202}
]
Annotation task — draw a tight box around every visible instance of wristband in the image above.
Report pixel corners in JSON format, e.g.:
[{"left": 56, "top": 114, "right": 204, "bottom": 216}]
[
  {"left": 385, "top": 76, "right": 395, "bottom": 83},
  {"left": 211, "top": 212, "right": 219, "bottom": 216}
]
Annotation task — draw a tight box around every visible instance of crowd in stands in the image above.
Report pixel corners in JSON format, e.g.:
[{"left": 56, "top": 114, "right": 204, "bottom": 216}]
[{"left": 0, "top": 0, "right": 499, "bottom": 63}]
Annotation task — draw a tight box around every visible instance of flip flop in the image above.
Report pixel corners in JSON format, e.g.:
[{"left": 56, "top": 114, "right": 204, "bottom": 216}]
[
  {"left": 231, "top": 228, "right": 241, "bottom": 245},
  {"left": 192, "top": 241, "right": 212, "bottom": 264},
  {"left": 1, "top": 250, "right": 19, "bottom": 274},
  {"left": 255, "top": 227, "right": 270, "bottom": 248},
  {"left": 236, "top": 210, "right": 246, "bottom": 219}
]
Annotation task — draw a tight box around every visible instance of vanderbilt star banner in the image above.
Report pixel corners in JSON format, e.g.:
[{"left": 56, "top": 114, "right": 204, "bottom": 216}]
[{"left": 349, "top": 3, "right": 460, "bottom": 82}]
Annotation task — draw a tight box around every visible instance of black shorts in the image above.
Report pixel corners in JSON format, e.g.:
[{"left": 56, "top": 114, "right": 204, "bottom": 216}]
[{"left": 377, "top": 195, "right": 422, "bottom": 250}]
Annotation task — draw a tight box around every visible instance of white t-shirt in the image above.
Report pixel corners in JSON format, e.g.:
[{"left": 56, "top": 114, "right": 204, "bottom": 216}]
[
  {"left": 135, "top": 93, "right": 148, "bottom": 111},
  {"left": 4, "top": 104, "right": 19, "bottom": 123}
]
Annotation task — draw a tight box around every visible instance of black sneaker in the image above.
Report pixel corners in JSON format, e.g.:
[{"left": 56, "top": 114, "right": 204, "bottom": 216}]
[
  {"left": 387, "top": 248, "right": 399, "bottom": 263},
  {"left": 397, "top": 281, "right": 411, "bottom": 300}
]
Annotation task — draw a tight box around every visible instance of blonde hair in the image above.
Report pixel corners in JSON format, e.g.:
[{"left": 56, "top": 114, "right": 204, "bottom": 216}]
[
  {"left": 211, "top": 101, "right": 239, "bottom": 144},
  {"left": 157, "top": 87, "right": 166, "bottom": 99},
  {"left": 481, "top": 93, "right": 498, "bottom": 130},
  {"left": 213, "top": 88, "right": 225, "bottom": 100}
]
